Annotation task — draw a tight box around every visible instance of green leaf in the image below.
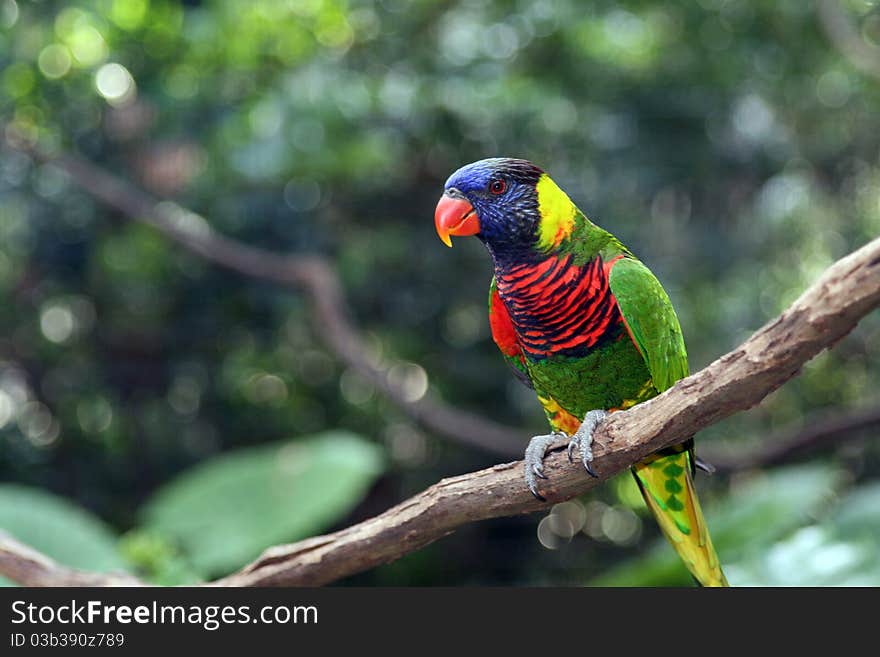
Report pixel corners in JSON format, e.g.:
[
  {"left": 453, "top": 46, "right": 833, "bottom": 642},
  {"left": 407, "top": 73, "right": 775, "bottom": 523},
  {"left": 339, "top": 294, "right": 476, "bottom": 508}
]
[
  {"left": 701, "top": 465, "right": 845, "bottom": 550},
  {"left": 140, "top": 431, "right": 385, "bottom": 577},
  {"left": 590, "top": 465, "right": 845, "bottom": 586},
  {"left": 727, "top": 482, "right": 880, "bottom": 586},
  {"left": 0, "top": 485, "right": 128, "bottom": 586},
  {"left": 829, "top": 482, "right": 880, "bottom": 539}
]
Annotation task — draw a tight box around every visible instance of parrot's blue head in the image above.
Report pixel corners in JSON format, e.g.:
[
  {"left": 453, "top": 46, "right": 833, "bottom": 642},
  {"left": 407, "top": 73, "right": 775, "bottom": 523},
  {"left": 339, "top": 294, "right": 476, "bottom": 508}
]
[{"left": 435, "top": 158, "right": 545, "bottom": 258}]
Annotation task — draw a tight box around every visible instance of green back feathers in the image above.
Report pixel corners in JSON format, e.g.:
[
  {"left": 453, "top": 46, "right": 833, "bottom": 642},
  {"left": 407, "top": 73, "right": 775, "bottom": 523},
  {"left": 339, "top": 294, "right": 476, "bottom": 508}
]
[{"left": 608, "top": 257, "right": 688, "bottom": 392}]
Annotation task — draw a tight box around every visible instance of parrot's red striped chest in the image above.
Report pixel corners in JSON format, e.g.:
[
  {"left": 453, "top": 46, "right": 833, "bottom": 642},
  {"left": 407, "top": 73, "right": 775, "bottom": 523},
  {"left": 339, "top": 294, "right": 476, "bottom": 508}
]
[{"left": 493, "top": 253, "right": 624, "bottom": 360}]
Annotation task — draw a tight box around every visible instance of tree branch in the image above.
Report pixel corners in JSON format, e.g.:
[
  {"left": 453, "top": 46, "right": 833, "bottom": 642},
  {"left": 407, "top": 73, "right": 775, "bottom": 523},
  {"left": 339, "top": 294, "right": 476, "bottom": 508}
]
[
  {"left": 0, "top": 532, "right": 143, "bottom": 586},
  {"left": 818, "top": 0, "right": 880, "bottom": 82},
  {"left": 1, "top": 127, "right": 520, "bottom": 458},
  {"left": 2, "top": 233, "right": 879, "bottom": 587},
  {"left": 707, "top": 403, "right": 880, "bottom": 473}
]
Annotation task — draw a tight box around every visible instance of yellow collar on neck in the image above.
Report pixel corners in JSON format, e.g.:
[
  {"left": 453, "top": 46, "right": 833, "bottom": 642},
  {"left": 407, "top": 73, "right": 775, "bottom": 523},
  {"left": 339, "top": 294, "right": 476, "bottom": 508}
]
[{"left": 535, "top": 174, "right": 576, "bottom": 250}]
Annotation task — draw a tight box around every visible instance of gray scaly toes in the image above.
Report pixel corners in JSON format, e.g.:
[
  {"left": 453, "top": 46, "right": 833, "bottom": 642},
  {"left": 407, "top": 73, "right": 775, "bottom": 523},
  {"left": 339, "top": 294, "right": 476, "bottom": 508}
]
[
  {"left": 524, "top": 432, "right": 566, "bottom": 501},
  {"left": 567, "top": 409, "right": 608, "bottom": 478}
]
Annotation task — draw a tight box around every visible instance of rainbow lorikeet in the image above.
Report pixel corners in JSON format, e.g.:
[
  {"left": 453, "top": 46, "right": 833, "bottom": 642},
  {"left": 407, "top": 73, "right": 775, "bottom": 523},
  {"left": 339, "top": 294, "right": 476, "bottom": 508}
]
[{"left": 434, "top": 158, "right": 727, "bottom": 587}]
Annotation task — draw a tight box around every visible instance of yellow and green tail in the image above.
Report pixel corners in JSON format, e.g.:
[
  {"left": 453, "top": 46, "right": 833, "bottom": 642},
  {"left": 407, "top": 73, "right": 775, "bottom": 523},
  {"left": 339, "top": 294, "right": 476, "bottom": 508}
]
[{"left": 632, "top": 448, "right": 728, "bottom": 587}]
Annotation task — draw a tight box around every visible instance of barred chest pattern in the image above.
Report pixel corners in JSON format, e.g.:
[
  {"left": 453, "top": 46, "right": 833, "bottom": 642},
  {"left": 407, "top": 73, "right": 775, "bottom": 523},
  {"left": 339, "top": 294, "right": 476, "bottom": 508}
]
[{"left": 493, "top": 253, "right": 624, "bottom": 360}]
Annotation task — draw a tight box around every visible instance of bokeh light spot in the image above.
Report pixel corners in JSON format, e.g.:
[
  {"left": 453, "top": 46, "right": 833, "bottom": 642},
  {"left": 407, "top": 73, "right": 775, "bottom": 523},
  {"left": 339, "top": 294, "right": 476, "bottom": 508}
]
[
  {"left": 40, "top": 304, "right": 75, "bottom": 344},
  {"left": 387, "top": 362, "right": 428, "bottom": 403},
  {"left": 1, "top": 0, "right": 18, "bottom": 28},
  {"left": 77, "top": 397, "right": 114, "bottom": 434},
  {"left": 168, "top": 376, "right": 202, "bottom": 416},
  {"left": 38, "top": 44, "right": 72, "bottom": 79},
  {"left": 39, "top": 296, "right": 95, "bottom": 344},
  {"left": 339, "top": 369, "right": 375, "bottom": 406},
  {"left": 537, "top": 515, "right": 563, "bottom": 550},
  {"left": 550, "top": 500, "right": 587, "bottom": 538},
  {"left": 600, "top": 505, "right": 642, "bottom": 545},
  {"left": 95, "top": 63, "right": 136, "bottom": 106},
  {"left": 110, "top": 0, "right": 149, "bottom": 31},
  {"left": 18, "top": 401, "right": 60, "bottom": 447},
  {"left": 245, "top": 373, "right": 288, "bottom": 407},
  {"left": 67, "top": 25, "right": 108, "bottom": 67}
]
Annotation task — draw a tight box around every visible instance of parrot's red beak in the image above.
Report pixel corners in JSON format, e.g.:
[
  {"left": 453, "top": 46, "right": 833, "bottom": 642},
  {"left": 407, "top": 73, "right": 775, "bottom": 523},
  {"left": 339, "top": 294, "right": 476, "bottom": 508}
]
[{"left": 434, "top": 194, "right": 480, "bottom": 248}]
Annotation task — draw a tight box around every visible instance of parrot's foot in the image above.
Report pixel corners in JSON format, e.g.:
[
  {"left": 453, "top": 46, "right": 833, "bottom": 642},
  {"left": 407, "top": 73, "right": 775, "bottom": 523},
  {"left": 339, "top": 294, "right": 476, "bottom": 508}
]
[
  {"left": 523, "top": 411, "right": 608, "bottom": 500},
  {"left": 566, "top": 409, "right": 608, "bottom": 479},
  {"left": 524, "top": 432, "right": 566, "bottom": 501}
]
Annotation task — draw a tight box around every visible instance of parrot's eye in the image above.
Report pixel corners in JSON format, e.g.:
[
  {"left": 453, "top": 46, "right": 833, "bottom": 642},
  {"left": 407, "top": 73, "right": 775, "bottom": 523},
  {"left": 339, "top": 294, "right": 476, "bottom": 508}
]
[{"left": 489, "top": 179, "right": 506, "bottom": 195}]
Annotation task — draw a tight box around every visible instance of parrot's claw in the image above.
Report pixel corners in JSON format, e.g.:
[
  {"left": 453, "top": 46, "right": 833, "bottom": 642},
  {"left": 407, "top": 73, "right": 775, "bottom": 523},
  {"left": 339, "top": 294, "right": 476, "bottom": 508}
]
[
  {"left": 694, "top": 456, "right": 716, "bottom": 475},
  {"left": 524, "top": 432, "right": 565, "bottom": 501},
  {"left": 523, "top": 410, "right": 607, "bottom": 498},
  {"left": 567, "top": 409, "right": 608, "bottom": 478}
]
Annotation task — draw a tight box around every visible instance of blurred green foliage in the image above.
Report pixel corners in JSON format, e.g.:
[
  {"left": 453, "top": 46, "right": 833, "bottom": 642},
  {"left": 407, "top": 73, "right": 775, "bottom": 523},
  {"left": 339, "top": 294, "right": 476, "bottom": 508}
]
[
  {"left": 2, "top": 0, "right": 880, "bottom": 585},
  {"left": 592, "top": 465, "right": 846, "bottom": 586},
  {"left": 0, "top": 483, "right": 127, "bottom": 586},
  {"left": 141, "top": 431, "right": 384, "bottom": 576}
]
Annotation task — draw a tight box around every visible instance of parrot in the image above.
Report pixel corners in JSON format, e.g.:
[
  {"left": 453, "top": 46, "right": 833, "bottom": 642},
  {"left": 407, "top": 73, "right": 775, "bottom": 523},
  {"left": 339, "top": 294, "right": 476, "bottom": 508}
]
[{"left": 434, "top": 157, "right": 727, "bottom": 587}]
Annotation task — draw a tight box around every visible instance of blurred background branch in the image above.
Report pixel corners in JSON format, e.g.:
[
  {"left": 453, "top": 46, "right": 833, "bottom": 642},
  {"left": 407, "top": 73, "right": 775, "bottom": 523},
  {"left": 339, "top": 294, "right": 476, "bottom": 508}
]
[
  {"left": 2, "top": 232, "right": 879, "bottom": 587},
  {"left": 708, "top": 403, "right": 880, "bottom": 473},
  {"left": 818, "top": 0, "right": 880, "bottom": 82},
  {"left": 2, "top": 126, "right": 520, "bottom": 459}
]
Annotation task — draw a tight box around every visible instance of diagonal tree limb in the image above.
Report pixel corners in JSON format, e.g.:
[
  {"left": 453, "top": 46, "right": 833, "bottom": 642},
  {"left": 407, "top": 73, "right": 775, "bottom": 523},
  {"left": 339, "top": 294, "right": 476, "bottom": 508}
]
[
  {"left": 1, "top": 128, "right": 521, "bottom": 458},
  {"left": 2, "top": 233, "right": 879, "bottom": 587}
]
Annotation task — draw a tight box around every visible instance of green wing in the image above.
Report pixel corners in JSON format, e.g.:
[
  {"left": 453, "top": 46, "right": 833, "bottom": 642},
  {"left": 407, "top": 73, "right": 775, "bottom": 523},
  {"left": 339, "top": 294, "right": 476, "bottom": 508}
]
[
  {"left": 607, "top": 256, "right": 688, "bottom": 392},
  {"left": 608, "top": 256, "right": 728, "bottom": 586}
]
